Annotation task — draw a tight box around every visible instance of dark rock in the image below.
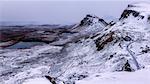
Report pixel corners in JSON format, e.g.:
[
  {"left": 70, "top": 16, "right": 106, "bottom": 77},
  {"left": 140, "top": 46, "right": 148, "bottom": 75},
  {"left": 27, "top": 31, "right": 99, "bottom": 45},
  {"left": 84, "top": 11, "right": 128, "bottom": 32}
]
[
  {"left": 79, "top": 14, "right": 108, "bottom": 26},
  {"left": 122, "top": 60, "right": 134, "bottom": 72},
  {"left": 148, "top": 16, "right": 150, "bottom": 22},
  {"left": 68, "top": 73, "right": 88, "bottom": 80},
  {"left": 95, "top": 32, "right": 114, "bottom": 51},
  {"left": 123, "top": 36, "right": 132, "bottom": 41},
  {"left": 45, "top": 75, "right": 56, "bottom": 84},
  {"left": 141, "top": 45, "right": 150, "bottom": 53},
  {"left": 109, "top": 21, "right": 116, "bottom": 26},
  {"left": 119, "top": 10, "right": 140, "bottom": 20}
]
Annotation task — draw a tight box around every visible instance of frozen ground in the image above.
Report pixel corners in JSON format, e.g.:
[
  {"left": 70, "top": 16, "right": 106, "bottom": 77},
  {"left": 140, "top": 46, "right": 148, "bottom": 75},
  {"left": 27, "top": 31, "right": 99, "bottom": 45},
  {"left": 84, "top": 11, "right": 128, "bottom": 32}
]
[
  {"left": 21, "top": 65, "right": 150, "bottom": 84},
  {"left": 0, "top": 45, "right": 63, "bottom": 84},
  {"left": 76, "top": 66, "right": 150, "bottom": 84},
  {"left": 23, "top": 78, "right": 51, "bottom": 84}
]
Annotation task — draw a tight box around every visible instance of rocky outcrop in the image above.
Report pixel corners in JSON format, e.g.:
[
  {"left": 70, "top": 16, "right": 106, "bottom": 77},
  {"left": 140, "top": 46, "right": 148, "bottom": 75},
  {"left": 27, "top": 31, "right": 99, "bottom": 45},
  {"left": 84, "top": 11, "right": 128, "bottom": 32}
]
[
  {"left": 119, "top": 10, "right": 141, "bottom": 20},
  {"left": 73, "top": 14, "right": 108, "bottom": 32},
  {"left": 79, "top": 14, "right": 108, "bottom": 27},
  {"left": 119, "top": 2, "right": 150, "bottom": 24},
  {"left": 95, "top": 32, "right": 114, "bottom": 51}
]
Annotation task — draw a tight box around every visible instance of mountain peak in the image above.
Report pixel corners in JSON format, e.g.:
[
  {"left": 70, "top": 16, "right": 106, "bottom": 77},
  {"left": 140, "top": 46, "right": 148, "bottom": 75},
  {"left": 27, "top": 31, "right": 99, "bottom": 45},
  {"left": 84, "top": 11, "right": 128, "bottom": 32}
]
[
  {"left": 79, "top": 14, "right": 108, "bottom": 27},
  {"left": 119, "top": 2, "right": 150, "bottom": 23},
  {"left": 71, "top": 14, "right": 108, "bottom": 34}
]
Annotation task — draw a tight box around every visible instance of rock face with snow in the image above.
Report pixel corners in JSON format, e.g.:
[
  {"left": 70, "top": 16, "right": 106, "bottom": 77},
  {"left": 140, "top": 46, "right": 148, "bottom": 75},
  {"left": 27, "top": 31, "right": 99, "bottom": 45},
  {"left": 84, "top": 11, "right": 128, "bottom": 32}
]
[
  {"left": 94, "top": 2, "right": 150, "bottom": 71},
  {"left": 0, "top": 2, "right": 150, "bottom": 84},
  {"left": 79, "top": 14, "right": 108, "bottom": 27},
  {"left": 71, "top": 14, "right": 108, "bottom": 35},
  {"left": 48, "top": 2, "right": 150, "bottom": 83},
  {"left": 119, "top": 2, "right": 150, "bottom": 25},
  {"left": 43, "top": 2, "right": 150, "bottom": 83}
]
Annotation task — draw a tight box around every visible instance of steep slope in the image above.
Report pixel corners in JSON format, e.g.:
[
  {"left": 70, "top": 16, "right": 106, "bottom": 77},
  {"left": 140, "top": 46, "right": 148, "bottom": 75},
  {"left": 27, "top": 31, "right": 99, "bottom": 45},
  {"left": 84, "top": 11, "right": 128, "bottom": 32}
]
[
  {"left": 47, "top": 2, "right": 150, "bottom": 83},
  {"left": 71, "top": 14, "right": 108, "bottom": 34},
  {"left": 93, "top": 2, "right": 150, "bottom": 69}
]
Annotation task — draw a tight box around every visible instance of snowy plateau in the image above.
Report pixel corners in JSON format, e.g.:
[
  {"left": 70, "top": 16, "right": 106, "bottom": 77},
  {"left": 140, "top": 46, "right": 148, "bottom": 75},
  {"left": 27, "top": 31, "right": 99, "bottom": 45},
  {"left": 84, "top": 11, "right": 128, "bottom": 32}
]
[{"left": 0, "top": 2, "right": 150, "bottom": 84}]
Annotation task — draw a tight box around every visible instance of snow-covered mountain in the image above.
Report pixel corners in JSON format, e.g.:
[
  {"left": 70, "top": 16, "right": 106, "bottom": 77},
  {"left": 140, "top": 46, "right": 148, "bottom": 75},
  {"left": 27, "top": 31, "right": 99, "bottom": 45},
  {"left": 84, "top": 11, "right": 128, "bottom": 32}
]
[
  {"left": 0, "top": 2, "right": 150, "bottom": 84},
  {"left": 49, "top": 14, "right": 108, "bottom": 46},
  {"left": 46, "top": 2, "right": 150, "bottom": 83},
  {"left": 71, "top": 14, "right": 108, "bottom": 34},
  {"left": 47, "top": 2, "right": 150, "bottom": 83}
]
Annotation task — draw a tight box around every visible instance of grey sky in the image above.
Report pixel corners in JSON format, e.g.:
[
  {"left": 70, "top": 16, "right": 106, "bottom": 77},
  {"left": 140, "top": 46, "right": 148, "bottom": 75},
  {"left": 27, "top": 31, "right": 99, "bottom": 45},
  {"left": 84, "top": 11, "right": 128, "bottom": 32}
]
[{"left": 0, "top": 0, "right": 149, "bottom": 24}]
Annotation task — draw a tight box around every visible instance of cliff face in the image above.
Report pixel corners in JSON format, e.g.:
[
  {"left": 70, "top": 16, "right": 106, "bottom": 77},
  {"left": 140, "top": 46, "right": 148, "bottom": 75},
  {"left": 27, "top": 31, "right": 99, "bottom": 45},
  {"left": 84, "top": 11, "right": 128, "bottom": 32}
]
[
  {"left": 119, "top": 2, "right": 150, "bottom": 25},
  {"left": 79, "top": 14, "right": 108, "bottom": 27},
  {"left": 70, "top": 14, "right": 108, "bottom": 36}
]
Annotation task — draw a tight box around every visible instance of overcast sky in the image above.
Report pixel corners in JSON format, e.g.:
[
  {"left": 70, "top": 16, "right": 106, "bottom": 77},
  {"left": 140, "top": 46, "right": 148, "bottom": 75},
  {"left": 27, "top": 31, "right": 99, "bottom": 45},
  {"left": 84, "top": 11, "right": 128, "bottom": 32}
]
[{"left": 0, "top": 0, "right": 149, "bottom": 24}]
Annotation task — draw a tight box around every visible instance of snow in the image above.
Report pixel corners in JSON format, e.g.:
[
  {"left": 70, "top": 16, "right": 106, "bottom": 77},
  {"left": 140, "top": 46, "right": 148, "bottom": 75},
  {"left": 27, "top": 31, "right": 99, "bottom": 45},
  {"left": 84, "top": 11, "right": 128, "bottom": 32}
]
[
  {"left": 0, "top": 2, "right": 150, "bottom": 84},
  {"left": 128, "top": 2, "right": 150, "bottom": 13},
  {"left": 72, "top": 14, "right": 107, "bottom": 35},
  {"left": 0, "top": 45, "right": 63, "bottom": 84},
  {"left": 119, "top": 2, "right": 150, "bottom": 27},
  {"left": 76, "top": 66, "right": 150, "bottom": 84},
  {"left": 4, "top": 66, "right": 50, "bottom": 84},
  {"left": 23, "top": 78, "right": 51, "bottom": 84}
]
